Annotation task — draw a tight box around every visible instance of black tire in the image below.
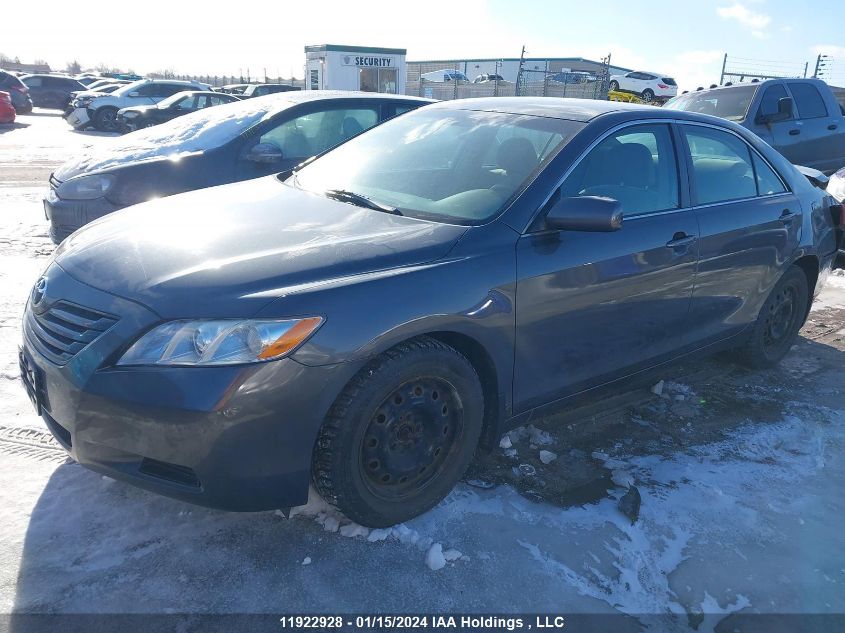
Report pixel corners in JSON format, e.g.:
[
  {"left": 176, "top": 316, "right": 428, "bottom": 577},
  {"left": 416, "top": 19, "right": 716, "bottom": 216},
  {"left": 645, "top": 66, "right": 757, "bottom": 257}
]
[
  {"left": 94, "top": 107, "right": 118, "bottom": 132},
  {"left": 641, "top": 89, "right": 655, "bottom": 102},
  {"left": 609, "top": 80, "right": 619, "bottom": 91},
  {"left": 737, "top": 266, "right": 809, "bottom": 369},
  {"left": 312, "top": 336, "right": 484, "bottom": 527}
]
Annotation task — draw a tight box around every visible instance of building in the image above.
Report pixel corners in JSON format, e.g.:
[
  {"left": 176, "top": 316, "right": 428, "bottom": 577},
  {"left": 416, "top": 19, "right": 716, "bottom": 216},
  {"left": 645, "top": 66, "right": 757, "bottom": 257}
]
[
  {"left": 0, "top": 61, "right": 51, "bottom": 74},
  {"left": 305, "top": 44, "right": 407, "bottom": 94},
  {"left": 407, "top": 56, "right": 631, "bottom": 84}
]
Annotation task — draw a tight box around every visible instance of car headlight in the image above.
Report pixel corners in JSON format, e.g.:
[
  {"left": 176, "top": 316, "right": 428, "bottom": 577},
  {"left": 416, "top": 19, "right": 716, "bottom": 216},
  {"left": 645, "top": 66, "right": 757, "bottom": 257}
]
[
  {"left": 76, "top": 97, "right": 94, "bottom": 107},
  {"left": 116, "top": 317, "right": 323, "bottom": 366},
  {"left": 828, "top": 173, "right": 845, "bottom": 203},
  {"left": 56, "top": 174, "right": 115, "bottom": 200},
  {"left": 121, "top": 110, "right": 138, "bottom": 118}
]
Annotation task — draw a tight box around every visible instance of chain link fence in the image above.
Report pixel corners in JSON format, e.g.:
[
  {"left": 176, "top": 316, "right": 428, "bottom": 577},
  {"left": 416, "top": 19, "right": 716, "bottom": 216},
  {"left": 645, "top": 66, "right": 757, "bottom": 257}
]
[
  {"left": 147, "top": 73, "right": 305, "bottom": 89},
  {"left": 406, "top": 59, "right": 610, "bottom": 102}
]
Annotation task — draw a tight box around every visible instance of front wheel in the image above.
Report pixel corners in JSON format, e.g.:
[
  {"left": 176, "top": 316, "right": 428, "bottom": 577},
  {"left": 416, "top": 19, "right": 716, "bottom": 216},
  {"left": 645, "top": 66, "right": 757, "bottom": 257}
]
[
  {"left": 737, "top": 267, "right": 809, "bottom": 369},
  {"left": 312, "top": 337, "right": 484, "bottom": 527},
  {"left": 94, "top": 107, "right": 119, "bottom": 132}
]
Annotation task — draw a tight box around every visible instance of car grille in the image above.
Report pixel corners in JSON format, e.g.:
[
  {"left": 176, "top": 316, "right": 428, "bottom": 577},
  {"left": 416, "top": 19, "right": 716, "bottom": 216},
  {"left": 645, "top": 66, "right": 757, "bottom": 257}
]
[{"left": 25, "top": 301, "right": 118, "bottom": 365}]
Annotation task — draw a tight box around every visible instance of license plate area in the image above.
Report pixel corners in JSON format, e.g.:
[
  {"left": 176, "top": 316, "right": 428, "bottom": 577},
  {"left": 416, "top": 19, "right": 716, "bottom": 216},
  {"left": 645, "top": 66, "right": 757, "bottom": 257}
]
[{"left": 19, "top": 348, "right": 46, "bottom": 415}]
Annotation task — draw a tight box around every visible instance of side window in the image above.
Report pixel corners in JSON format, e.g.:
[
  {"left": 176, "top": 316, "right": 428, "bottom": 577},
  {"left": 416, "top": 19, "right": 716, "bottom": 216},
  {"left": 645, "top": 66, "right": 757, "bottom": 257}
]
[
  {"left": 684, "top": 126, "right": 756, "bottom": 204},
  {"left": 259, "top": 108, "right": 379, "bottom": 160},
  {"left": 559, "top": 124, "right": 679, "bottom": 216},
  {"left": 162, "top": 84, "right": 190, "bottom": 97},
  {"left": 787, "top": 83, "right": 828, "bottom": 119},
  {"left": 757, "top": 84, "right": 790, "bottom": 119},
  {"left": 133, "top": 84, "right": 157, "bottom": 97},
  {"left": 24, "top": 76, "right": 43, "bottom": 88},
  {"left": 752, "top": 153, "right": 787, "bottom": 196}
]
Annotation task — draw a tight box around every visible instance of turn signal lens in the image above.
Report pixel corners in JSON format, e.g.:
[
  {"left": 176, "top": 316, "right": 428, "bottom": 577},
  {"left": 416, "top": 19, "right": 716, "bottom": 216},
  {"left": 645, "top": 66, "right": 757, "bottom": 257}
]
[{"left": 257, "top": 317, "right": 323, "bottom": 359}]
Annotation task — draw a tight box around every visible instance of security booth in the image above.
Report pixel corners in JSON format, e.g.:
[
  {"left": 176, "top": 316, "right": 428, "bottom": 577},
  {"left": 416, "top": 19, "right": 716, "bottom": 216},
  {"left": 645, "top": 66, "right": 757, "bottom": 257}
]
[{"left": 305, "top": 45, "right": 407, "bottom": 94}]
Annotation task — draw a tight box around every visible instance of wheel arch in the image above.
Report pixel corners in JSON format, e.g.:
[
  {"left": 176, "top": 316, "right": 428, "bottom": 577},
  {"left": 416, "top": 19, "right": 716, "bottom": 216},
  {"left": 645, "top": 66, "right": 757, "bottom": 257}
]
[{"left": 791, "top": 253, "right": 819, "bottom": 324}]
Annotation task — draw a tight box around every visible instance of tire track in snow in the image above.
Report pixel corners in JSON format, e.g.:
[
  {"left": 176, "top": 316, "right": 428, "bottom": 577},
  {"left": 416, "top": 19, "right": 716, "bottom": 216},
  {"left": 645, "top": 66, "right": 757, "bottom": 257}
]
[{"left": 0, "top": 424, "right": 68, "bottom": 463}]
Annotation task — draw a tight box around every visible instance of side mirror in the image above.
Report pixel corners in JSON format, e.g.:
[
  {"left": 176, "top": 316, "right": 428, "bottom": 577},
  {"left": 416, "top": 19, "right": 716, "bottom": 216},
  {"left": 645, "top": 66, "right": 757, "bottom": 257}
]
[
  {"left": 544, "top": 196, "right": 623, "bottom": 232},
  {"left": 760, "top": 96, "right": 793, "bottom": 124},
  {"left": 245, "top": 143, "right": 283, "bottom": 164}
]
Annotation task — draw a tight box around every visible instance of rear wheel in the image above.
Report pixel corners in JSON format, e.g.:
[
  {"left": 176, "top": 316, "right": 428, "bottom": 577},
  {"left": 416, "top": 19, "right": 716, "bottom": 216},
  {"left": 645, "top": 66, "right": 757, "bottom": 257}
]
[
  {"left": 641, "top": 89, "right": 655, "bottom": 102},
  {"left": 94, "top": 107, "right": 118, "bottom": 132},
  {"left": 312, "top": 337, "right": 484, "bottom": 527},
  {"left": 609, "top": 80, "right": 619, "bottom": 91},
  {"left": 737, "top": 267, "right": 809, "bottom": 369}
]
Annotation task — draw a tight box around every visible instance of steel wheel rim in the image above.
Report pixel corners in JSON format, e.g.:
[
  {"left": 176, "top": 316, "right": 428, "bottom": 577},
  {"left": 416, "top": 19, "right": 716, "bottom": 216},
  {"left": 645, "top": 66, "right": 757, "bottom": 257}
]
[
  {"left": 359, "top": 377, "right": 464, "bottom": 500},
  {"left": 763, "top": 282, "right": 798, "bottom": 351}
]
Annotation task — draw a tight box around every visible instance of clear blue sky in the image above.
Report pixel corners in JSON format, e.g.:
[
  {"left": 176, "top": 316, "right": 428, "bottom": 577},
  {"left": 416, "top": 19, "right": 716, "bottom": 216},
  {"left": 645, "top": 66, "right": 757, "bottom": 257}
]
[{"left": 5, "top": 0, "right": 844, "bottom": 90}]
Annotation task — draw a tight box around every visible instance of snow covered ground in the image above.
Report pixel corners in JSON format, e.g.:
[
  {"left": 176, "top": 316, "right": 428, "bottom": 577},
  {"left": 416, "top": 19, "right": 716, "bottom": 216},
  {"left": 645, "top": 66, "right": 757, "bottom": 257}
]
[{"left": 1, "top": 111, "right": 845, "bottom": 631}]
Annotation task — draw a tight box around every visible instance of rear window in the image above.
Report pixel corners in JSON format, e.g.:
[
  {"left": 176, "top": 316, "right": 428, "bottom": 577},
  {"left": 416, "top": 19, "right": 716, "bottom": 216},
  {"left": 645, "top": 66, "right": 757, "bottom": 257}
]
[
  {"left": 787, "top": 83, "right": 828, "bottom": 119},
  {"left": 661, "top": 78, "right": 677, "bottom": 86}
]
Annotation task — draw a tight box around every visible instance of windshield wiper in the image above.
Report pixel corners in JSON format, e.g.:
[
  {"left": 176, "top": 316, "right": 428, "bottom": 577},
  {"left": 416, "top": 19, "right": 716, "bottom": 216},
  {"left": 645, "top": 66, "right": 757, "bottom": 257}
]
[{"left": 323, "top": 189, "right": 401, "bottom": 215}]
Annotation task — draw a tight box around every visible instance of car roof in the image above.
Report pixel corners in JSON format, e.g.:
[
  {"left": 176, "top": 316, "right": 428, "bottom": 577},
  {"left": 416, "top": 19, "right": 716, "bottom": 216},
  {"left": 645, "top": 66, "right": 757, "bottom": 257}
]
[
  {"left": 253, "top": 90, "right": 433, "bottom": 105},
  {"left": 423, "top": 96, "right": 739, "bottom": 123}
]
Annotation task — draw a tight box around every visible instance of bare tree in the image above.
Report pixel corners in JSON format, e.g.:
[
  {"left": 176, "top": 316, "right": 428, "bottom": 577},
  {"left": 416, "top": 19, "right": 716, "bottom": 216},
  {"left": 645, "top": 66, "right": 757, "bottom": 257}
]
[{"left": 66, "top": 60, "right": 82, "bottom": 74}]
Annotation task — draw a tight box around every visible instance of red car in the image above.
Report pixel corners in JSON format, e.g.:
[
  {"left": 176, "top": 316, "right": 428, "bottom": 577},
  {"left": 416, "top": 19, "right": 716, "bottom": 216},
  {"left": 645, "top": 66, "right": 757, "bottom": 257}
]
[{"left": 0, "top": 91, "right": 15, "bottom": 123}]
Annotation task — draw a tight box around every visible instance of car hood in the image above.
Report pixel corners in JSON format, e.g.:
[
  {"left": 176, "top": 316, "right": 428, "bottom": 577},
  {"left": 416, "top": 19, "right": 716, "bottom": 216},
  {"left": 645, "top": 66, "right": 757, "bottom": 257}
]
[{"left": 54, "top": 176, "right": 468, "bottom": 318}]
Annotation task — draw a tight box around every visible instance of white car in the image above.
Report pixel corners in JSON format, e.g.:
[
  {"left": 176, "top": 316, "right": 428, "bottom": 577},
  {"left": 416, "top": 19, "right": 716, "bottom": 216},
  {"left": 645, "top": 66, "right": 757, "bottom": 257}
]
[
  {"left": 608, "top": 71, "right": 678, "bottom": 102},
  {"left": 420, "top": 69, "right": 469, "bottom": 83},
  {"left": 65, "top": 79, "right": 210, "bottom": 132}
]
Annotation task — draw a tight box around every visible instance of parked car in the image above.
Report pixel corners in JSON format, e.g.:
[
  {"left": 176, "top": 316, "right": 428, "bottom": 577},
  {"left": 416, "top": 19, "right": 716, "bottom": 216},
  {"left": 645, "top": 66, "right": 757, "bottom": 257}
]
[
  {"left": 0, "top": 70, "right": 33, "bottom": 114},
  {"left": 46, "top": 91, "right": 432, "bottom": 242},
  {"left": 20, "top": 74, "right": 87, "bottom": 110},
  {"left": 664, "top": 79, "right": 845, "bottom": 175},
  {"left": 220, "top": 84, "right": 251, "bottom": 94},
  {"left": 63, "top": 85, "right": 127, "bottom": 117},
  {"left": 117, "top": 90, "right": 241, "bottom": 132},
  {"left": 241, "top": 84, "right": 301, "bottom": 98},
  {"left": 421, "top": 69, "right": 470, "bottom": 82},
  {"left": 473, "top": 73, "right": 506, "bottom": 83},
  {"left": 65, "top": 79, "right": 211, "bottom": 131},
  {"left": 24, "top": 98, "right": 840, "bottom": 527},
  {"left": 826, "top": 167, "right": 845, "bottom": 259},
  {"left": 75, "top": 75, "right": 102, "bottom": 86},
  {"left": 0, "top": 91, "right": 15, "bottom": 123},
  {"left": 84, "top": 78, "right": 131, "bottom": 92},
  {"left": 550, "top": 71, "right": 597, "bottom": 84},
  {"left": 608, "top": 71, "right": 678, "bottom": 102}
]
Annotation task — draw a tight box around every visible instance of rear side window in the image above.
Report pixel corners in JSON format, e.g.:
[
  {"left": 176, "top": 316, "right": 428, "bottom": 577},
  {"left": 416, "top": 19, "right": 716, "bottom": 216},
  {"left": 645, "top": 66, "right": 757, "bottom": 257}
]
[
  {"left": 560, "top": 124, "right": 679, "bottom": 216},
  {"left": 661, "top": 78, "right": 677, "bottom": 86},
  {"left": 758, "top": 84, "right": 790, "bottom": 119},
  {"left": 752, "top": 153, "right": 786, "bottom": 196},
  {"left": 787, "top": 83, "right": 828, "bottom": 119},
  {"left": 683, "top": 126, "right": 757, "bottom": 204}
]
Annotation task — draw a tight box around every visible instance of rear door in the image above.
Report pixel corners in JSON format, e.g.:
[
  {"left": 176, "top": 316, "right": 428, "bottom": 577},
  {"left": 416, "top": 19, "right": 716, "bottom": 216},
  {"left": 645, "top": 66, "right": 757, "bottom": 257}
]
[
  {"left": 680, "top": 123, "right": 800, "bottom": 345},
  {"left": 786, "top": 82, "right": 845, "bottom": 173},
  {"left": 513, "top": 122, "right": 698, "bottom": 412}
]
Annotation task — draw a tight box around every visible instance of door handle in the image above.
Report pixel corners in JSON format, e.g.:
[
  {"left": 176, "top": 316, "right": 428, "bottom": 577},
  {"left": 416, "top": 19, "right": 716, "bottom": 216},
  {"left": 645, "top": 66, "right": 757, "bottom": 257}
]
[
  {"left": 780, "top": 209, "right": 799, "bottom": 224},
  {"left": 665, "top": 232, "right": 697, "bottom": 248},
  {"left": 828, "top": 124, "right": 839, "bottom": 131},
  {"left": 788, "top": 129, "right": 800, "bottom": 136}
]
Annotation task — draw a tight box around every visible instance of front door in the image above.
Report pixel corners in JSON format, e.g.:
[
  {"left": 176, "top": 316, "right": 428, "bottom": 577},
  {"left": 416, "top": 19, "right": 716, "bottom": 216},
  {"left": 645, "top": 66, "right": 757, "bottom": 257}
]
[
  {"left": 680, "top": 123, "right": 802, "bottom": 345},
  {"left": 514, "top": 123, "right": 698, "bottom": 412}
]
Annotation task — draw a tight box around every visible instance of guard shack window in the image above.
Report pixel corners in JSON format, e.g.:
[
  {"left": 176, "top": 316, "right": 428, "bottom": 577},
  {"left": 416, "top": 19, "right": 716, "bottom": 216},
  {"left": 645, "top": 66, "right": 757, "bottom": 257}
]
[{"left": 360, "top": 67, "right": 397, "bottom": 93}]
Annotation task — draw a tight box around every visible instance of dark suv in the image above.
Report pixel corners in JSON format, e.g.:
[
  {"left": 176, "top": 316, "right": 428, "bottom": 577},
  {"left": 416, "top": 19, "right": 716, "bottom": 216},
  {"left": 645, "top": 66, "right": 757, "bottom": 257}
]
[
  {"left": 21, "top": 74, "right": 86, "bottom": 110},
  {"left": 0, "top": 70, "right": 33, "bottom": 113}
]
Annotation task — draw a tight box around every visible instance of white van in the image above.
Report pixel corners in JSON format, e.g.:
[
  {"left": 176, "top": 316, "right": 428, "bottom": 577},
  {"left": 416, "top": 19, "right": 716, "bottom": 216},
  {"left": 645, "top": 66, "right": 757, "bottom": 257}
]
[{"left": 420, "top": 69, "right": 469, "bottom": 83}]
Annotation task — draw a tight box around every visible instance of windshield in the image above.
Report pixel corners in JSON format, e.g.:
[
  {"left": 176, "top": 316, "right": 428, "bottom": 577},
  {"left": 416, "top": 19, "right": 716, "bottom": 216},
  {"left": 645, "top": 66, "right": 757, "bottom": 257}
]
[
  {"left": 664, "top": 85, "right": 758, "bottom": 121},
  {"left": 158, "top": 91, "right": 195, "bottom": 108},
  {"left": 291, "top": 108, "right": 582, "bottom": 225}
]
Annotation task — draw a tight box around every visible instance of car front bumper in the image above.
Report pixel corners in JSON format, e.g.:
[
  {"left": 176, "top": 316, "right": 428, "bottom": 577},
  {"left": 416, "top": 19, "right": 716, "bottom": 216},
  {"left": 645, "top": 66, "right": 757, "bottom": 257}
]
[
  {"left": 43, "top": 186, "right": 123, "bottom": 244},
  {"left": 20, "top": 261, "right": 358, "bottom": 511},
  {"left": 64, "top": 107, "right": 91, "bottom": 129}
]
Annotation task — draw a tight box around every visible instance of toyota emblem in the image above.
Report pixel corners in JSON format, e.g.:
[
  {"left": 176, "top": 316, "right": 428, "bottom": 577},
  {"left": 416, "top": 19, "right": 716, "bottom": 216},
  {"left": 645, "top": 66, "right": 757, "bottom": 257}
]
[{"left": 31, "top": 277, "right": 47, "bottom": 306}]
